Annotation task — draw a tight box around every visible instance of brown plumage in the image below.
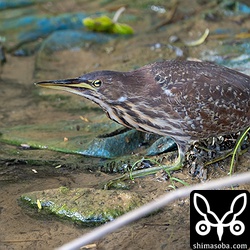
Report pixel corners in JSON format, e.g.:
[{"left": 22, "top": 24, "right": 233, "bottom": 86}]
[{"left": 35, "top": 60, "right": 250, "bottom": 166}]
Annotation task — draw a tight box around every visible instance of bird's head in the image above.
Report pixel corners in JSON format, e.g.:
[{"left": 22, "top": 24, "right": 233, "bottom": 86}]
[
  {"left": 35, "top": 71, "right": 132, "bottom": 105},
  {"left": 35, "top": 68, "right": 155, "bottom": 108}
]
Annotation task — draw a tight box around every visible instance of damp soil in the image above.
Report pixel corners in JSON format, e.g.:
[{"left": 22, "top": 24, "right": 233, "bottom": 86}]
[
  {"left": 0, "top": 147, "right": 249, "bottom": 250},
  {"left": 0, "top": 1, "right": 250, "bottom": 250}
]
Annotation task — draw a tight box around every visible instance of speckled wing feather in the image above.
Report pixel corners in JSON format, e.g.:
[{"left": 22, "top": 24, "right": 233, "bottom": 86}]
[{"left": 148, "top": 60, "right": 250, "bottom": 139}]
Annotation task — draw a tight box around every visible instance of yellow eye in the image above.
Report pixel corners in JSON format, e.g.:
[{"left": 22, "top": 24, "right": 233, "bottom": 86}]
[{"left": 92, "top": 79, "right": 102, "bottom": 88}]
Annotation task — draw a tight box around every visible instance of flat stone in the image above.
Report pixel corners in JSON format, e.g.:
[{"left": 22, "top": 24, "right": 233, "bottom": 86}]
[{"left": 20, "top": 187, "right": 151, "bottom": 226}]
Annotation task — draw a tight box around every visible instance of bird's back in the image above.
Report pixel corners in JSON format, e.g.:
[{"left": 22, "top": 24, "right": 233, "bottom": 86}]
[{"left": 132, "top": 60, "right": 250, "bottom": 140}]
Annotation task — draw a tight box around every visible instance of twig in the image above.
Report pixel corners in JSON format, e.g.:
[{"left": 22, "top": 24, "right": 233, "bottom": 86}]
[
  {"left": 151, "top": 2, "right": 178, "bottom": 31},
  {"left": 184, "top": 28, "right": 209, "bottom": 47},
  {"left": 112, "top": 7, "right": 126, "bottom": 23}
]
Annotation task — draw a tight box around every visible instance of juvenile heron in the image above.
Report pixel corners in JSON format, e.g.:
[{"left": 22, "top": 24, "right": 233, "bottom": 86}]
[{"left": 35, "top": 60, "right": 250, "bottom": 170}]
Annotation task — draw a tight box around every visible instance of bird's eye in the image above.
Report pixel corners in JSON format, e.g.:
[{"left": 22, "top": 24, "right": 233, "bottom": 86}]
[{"left": 92, "top": 79, "right": 102, "bottom": 88}]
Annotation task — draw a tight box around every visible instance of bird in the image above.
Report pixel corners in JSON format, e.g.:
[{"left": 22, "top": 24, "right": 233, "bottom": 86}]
[{"left": 35, "top": 60, "right": 250, "bottom": 171}]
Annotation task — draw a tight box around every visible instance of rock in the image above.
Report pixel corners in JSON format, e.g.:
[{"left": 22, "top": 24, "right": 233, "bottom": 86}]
[{"left": 20, "top": 187, "right": 151, "bottom": 225}]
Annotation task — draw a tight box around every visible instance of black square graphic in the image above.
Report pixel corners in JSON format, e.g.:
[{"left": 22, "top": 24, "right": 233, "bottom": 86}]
[{"left": 190, "top": 190, "right": 249, "bottom": 250}]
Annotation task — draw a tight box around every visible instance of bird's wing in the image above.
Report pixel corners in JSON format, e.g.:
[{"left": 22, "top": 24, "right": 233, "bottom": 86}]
[{"left": 152, "top": 60, "right": 250, "bottom": 138}]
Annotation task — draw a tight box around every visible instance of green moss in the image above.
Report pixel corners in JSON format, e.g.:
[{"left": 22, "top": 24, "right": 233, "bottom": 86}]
[
  {"left": 59, "top": 186, "right": 70, "bottom": 194},
  {"left": 19, "top": 187, "right": 151, "bottom": 226}
]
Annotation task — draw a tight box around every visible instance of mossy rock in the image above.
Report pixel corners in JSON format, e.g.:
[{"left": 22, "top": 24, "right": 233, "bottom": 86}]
[{"left": 20, "top": 187, "right": 151, "bottom": 226}]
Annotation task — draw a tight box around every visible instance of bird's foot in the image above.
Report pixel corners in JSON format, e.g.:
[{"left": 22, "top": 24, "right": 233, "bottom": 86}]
[
  {"left": 103, "top": 154, "right": 184, "bottom": 190},
  {"left": 203, "top": 127, "right": 250, "bottom": 173}
]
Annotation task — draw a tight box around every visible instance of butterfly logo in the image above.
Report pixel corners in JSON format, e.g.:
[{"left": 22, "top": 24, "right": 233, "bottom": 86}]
[{"left": 193, "top": 193, "right": 247, "bottom": 241}]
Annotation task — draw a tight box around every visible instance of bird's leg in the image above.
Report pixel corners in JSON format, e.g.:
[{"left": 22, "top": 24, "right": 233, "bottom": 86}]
[
  {"left": 204, "top": 127, "right": 250, "bottom": 170},
  {"left": 103, "top": 144, "right": 186, "bottom": 190}
]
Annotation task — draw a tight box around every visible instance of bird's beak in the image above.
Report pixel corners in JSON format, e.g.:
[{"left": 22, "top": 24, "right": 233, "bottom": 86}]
[{"left": 34, "top": 78, "right": 96, "bottom": 93}]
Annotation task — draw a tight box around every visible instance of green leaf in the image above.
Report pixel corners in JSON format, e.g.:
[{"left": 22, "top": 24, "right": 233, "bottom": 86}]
[
  {"left": 83, "top": 15, "right": 134, "bottom": 35},
  {"left": 83, "top": 16, "right": 113, "bottom": 32},
  {"left": 112, "top": 23, "right": 134, "bottom": 35}
]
